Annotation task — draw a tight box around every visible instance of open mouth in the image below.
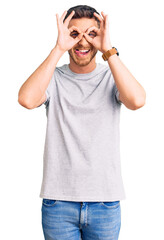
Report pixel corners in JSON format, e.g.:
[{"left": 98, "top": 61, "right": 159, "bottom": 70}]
[{"left": 75, "top": 49, "right": 90, "bottom": 57}]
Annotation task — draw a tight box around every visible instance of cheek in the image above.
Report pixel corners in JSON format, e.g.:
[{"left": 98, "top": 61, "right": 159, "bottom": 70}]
[
  {"left": 68, "top": 49, "right": 74, "bottom": 54},
  {"left": 91, "top": 46, "right": 97, "bottom": 52}
]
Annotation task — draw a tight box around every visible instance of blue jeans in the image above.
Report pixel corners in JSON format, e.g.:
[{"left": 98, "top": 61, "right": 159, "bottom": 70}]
[{"left": 41, "top": 199, "right": 121, "bottom": 240}]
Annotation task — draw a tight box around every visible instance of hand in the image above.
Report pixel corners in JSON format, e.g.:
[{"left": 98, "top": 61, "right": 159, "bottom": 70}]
[
  {"left": 83, "top": 11, "right": 112, "bottom": 53},
  {"left": 55, "top": 10, "right": 83, "bottom": 53}
]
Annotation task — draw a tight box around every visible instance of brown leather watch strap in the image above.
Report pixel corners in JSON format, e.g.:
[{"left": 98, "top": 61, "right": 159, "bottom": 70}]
[{"left": 102, "top": 48, "right": 118, "bottom": 61}]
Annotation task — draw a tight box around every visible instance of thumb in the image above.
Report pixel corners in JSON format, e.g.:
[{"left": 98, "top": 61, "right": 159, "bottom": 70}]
[{"left": 74, "top": 32, "right": 83, "bottom": 43}]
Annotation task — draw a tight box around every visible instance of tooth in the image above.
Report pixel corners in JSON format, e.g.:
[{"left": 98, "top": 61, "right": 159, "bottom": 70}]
[{"left": 79, "top": 50, "right": 89, "bottom": 52}]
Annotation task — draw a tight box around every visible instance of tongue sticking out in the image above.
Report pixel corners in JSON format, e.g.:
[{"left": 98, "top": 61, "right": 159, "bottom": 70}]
[{"left": 75, "top": 49, "right": 90, "bottom": 56}]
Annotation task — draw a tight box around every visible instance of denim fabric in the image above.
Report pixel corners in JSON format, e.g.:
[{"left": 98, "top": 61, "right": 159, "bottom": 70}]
[{"left": 41, "top": 199, "right": 121, "bottom": 240}]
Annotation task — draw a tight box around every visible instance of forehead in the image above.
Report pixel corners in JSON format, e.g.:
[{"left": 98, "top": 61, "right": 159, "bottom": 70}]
[{"left": 68, "top": 17, "right": 98, "bottom": 32}]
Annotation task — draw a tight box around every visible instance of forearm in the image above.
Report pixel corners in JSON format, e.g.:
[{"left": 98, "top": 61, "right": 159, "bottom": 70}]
[
  {"left": 107, "top": 54, "right": 146, "bottom": 110},
  {"left": 18, "top": 45, "right": 64, "bottom": 108}
]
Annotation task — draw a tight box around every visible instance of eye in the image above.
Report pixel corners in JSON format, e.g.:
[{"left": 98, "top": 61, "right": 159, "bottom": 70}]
[
  {"left": 88, "top": 31, "right": 96, "bottom": 38},
  {"left": 70, "top": 31, "right": 79, "bottom": 38}
]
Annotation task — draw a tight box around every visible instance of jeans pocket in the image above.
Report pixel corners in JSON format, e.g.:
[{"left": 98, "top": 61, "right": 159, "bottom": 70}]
[
  {"left": 42, "top": 198, "right": 58, "bottom": 207},
  {"left": 100, "top": 201, "right": 120, "bottom": 209}
]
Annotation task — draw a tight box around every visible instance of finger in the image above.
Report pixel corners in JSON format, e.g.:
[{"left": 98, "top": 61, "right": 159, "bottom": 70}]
[
  {"left": 86, "top": 26, "right": 99, "bottom": 34},
  {"left": 101, "top": 12, "right": 108, "bottom": 28},
  {"left": 101, "top": 12, "right": 106, "bottom": 29},
  {"left": 83, "top": 33, "right": 93, "bottom": 43},
  {"left": 60, "top": 10, "right": 68, "bottom": 22},
  {"left": 74, "top": 32, "right": 83, "bottom": 43},
  {"left": 101, "top": 11, "right": 109, "bottom": 29},
  {"left": 69, "top": 26, "right": 81, "bottom": 34},
  {"left": 70, "top": 33, "right": 83, "bottom": 47},
  {"left": 104, "top": 14, "right": 109, "bottom": 30},
  {"left": 93, "top": 12, "right": 104, "bottom": 29},
  {"left": 64, "top": 10, "right": 75, "bottom": 27},
  {"left": 56, "top": 13, "right": 61, "bottom": 30},
  {"left": 69, "top": 26, "right": 81, "bottom": 39},
  {"left": 101, "top": 11, "right": 106, "bottom": 20}
]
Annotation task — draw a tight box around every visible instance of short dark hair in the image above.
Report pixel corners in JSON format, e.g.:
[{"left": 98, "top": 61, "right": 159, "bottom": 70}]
[{"left": 63, "top": 5, "right": 100, "bottom": 28}]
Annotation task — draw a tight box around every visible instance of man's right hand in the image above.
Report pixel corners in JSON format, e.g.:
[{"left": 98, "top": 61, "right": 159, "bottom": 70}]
[
  {"left": 18, "top": 10, "right": 83, "bottom": 109},
  {"left": 55, "top": 10, "right": 83, "bottom": 53}
]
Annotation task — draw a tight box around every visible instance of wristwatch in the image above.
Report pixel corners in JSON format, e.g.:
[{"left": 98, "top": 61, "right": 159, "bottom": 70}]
[{"left": 102, "top": 47, "right": 119, "bottom": 61}]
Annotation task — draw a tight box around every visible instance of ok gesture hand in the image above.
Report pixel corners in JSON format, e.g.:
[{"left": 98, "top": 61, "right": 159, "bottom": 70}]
[
  {"left": 55, "top": 10, "right": 83, "bottom": 52},
  {"left": 83, "top": 11, "right": 112, "bottom": 53}
]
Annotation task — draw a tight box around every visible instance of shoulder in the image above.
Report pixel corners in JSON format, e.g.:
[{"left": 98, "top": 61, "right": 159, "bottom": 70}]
[
  {"left": 96, "top": 63, "right": 111, "bottom": 75},
  {"left": 55, "top": 64, "right": 68, "bottom": 74}
]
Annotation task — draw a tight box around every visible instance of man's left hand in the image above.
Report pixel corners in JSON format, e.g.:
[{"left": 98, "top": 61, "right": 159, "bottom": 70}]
[{"left": 83, "top": 11, "right": 112, "bottom": 53}]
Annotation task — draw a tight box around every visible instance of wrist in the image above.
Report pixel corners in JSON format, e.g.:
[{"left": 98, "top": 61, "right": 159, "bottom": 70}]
[
  {"left": 101, "top": 46, "right": 113, "bottom": 54},
  {"left": 53, "top": 44, "right": 65, "bottom": 55},
  {"left": 102, "top": 47, "right": 119, "bottom": 61},
  {"left": 50, "top": 45, "right": 65, "bottom": 62}
]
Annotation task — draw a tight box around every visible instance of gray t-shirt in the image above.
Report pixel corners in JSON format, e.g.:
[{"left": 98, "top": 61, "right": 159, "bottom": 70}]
[{"left": 38, "top": 63, "right": 126, "bottom": 201}]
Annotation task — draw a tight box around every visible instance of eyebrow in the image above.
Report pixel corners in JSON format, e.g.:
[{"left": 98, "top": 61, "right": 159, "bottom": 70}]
[
  {"left": 71, "top": 29, "right": 96, "bottom": 33},
  {"left": 85, "top": 28, "right": 94, "bottom": 32}
]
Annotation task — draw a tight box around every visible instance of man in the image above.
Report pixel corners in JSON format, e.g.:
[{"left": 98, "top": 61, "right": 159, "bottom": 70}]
[{"left": 18, "top": 5, "right": 146, "bottom": 240}]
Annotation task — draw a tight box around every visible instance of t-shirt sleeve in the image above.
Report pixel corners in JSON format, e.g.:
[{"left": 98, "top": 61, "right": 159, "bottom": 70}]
[
  {"left": 114, "top": 85, "right": 122, "bottom": 104},
  {"left": 37, "top": 73, "right": 55, "bottom": 108},
  {"left": 111, "top": 73, "right": 122, "bottom": 105}
]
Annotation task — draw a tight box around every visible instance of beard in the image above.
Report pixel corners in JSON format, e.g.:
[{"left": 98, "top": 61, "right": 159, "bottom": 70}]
[{"left": 68, "top": 47, "right": 98, "bottom": 66}]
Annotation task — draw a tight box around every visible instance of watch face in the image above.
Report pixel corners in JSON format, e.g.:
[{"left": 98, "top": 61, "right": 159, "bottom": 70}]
[{"left": 112, "top": 47, "right": 119, "bottom": 56}]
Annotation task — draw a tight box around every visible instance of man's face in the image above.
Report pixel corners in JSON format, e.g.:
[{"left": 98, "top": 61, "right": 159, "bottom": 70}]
[{"left": 68, "top": 18, "right": 99, "bottom": 66}]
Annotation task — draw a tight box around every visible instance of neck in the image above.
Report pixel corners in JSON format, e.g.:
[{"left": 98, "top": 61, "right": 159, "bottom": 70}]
[{"left": 69, "top": 57, "right": 97, "bottom": 74}]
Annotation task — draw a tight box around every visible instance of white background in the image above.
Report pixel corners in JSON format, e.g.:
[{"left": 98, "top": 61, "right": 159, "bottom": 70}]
[{"left": 0, "top": 0, "right": 164, "bottom": 239}]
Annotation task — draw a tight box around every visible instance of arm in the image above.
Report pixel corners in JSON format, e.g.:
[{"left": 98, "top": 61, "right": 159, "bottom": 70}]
[
  {"left": 106, "top": 53, "right": 146, "bottom": 110},
  {"left": 18, "top": 46, "right": 64, "bottom": 109},
  {"left": 18, "top": 10, "right": 83, "bottom": 109},
  {"left": 84, "top": 11, "right": 146, "bottom": 110}
]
